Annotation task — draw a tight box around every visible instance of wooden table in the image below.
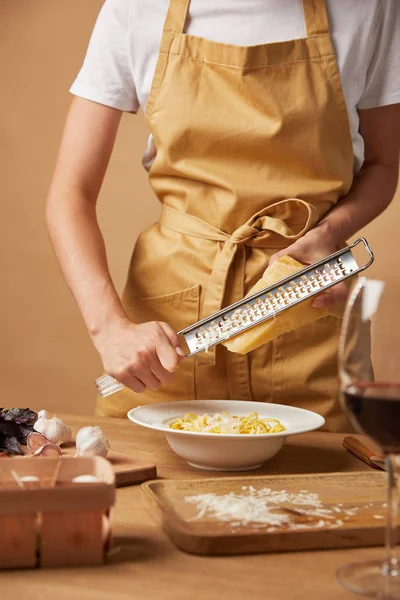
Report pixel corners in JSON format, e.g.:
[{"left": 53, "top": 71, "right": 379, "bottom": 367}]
[{"left": 2, "top": 414, "right": 385, "bottom": 600}]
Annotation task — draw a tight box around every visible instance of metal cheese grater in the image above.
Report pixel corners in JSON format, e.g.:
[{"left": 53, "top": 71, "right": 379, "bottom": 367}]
[{"left": 95, "top": 237, "right": 374, "bottom": 398}]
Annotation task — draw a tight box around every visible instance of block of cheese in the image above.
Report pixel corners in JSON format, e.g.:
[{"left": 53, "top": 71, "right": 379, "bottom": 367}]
[{"left": 222, "top": 255, "right": 328, "bottom": 355}]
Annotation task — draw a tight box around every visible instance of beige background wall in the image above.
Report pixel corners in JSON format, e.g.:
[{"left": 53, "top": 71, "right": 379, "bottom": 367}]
[{"left": 1, "top": 1, "right": 398, "bottom": 416}]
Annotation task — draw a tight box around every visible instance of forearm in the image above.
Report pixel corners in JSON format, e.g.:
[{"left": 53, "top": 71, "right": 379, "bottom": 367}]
[
  {"left": 314, "top": 161, "right": 398, "bottom": 246},
  {"left": 45, "top": 98, "right": 182, "bottom": 391},
  {"left": 46, "top": 189, "right": 128, "bottom": 340}
]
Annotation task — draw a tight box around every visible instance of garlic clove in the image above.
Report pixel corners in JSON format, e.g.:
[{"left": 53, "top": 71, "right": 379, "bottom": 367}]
[
  {"left": 34, "top": 415, "right": 72, "bottom": 445},
  {"left": 33, "top": 443, "right": 62, "bottom": 457},
  {"left": 72, "top": 475, "right": 99, "bottom": 483},
  {"left": 38, "top": 409, "right": 48, "bottom": 420},
  {"left": 27, "top": 432, "right": 50, "bottom": 452},
  {"left": 75, "top": 426, "right": 110, "bottom": 458}
]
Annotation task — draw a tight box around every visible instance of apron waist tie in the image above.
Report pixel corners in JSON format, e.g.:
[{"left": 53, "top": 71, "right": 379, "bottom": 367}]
[{"left": 160, "top": 198, "right": 318, "bottom": 365}]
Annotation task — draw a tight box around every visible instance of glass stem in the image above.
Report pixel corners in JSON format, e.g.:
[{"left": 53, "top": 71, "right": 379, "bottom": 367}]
[{"left": 385, "top": 454, "right": 399, "bottom": 577}]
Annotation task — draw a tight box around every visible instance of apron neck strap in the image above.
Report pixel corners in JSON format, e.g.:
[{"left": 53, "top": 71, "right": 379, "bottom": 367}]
[
  {"left": 163, "top": 0, "right": 190, "bottom": 36},
  {"left": 302, "top": 0, "right": 330, "bottom": 37}
]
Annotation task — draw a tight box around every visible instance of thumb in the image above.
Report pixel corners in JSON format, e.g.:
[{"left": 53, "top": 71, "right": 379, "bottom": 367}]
[{"left": 158, "top": 322, "right": 185, "bottom": 359}]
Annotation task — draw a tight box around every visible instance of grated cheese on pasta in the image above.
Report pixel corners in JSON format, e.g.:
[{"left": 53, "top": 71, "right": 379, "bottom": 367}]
[{"left": 168, "top": 411, "right": 285, "bottom": 434}]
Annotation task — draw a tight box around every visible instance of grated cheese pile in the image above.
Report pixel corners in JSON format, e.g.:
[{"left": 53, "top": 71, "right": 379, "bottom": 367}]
[
  {"left": 185, "top": 486, "right": 362, "bottom": 530},
  {"left": 168, "top": 412, "right": 285, "bottom": 434}
]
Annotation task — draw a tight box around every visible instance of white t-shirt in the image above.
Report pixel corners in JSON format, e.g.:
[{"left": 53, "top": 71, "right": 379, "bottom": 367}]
[{"left": 70, "top": 0, "right": 400, "bottom": 173}]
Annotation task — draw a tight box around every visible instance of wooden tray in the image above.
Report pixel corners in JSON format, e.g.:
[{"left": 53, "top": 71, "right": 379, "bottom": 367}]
[
  {"left": 142, "top": 472, "right": 395, "bottom": 555},
  {"left": 21, "top": 444, "right": 156, "bottom": 488},
  {"left": 64, "top": 446, "right": 157, "bottom": 487}
]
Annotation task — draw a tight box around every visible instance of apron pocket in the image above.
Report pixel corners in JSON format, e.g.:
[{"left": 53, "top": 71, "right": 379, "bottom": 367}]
[{"left": 123, "top": 284, "right": 200, "bottom": 402}]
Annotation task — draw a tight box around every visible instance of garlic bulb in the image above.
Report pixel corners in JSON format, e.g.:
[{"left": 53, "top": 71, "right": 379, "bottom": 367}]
[
  {"left": 34, "top": 414, "right": 71, "bottom": 445},
  {"left": 75, "top": 426, "right": 110, "bottom": 458}
]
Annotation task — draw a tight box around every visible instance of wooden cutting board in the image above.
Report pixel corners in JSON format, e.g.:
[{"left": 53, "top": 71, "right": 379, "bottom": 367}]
[
  {"left": 142, "top": 471, "right": 395, "bottom": 555},
  {"left": 64, "top": 445, "right": 157, "bottom": 487},
  {"left": 21, "top": 444, "right": 157, "bottom": 488}
]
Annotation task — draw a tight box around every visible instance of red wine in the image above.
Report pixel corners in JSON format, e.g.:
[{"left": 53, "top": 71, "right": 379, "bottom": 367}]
[{"left": 344, "top": 382, "right": 400, "bottom": 454}]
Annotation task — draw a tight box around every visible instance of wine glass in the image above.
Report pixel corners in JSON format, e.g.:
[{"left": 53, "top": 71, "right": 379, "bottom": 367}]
[{"left": 338, "top": 276, "right": 400, "bottom": 598}]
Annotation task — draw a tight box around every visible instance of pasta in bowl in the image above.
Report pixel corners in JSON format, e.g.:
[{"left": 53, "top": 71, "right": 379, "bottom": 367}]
[
  {"left": 128, "top": 400, "right": 325, "bottom": 471},
  {"left": 168, "top": 411, "right": 286, "bottom": 434}
]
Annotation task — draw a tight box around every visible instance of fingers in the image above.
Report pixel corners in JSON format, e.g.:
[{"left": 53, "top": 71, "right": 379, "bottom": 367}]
[
  {"left": 312, "top": 293, "right": 331, "bottom": 309},
  {"left": 312, "top": 281, "right": 348, "bottom": 308},
  {"left": 155, "top": 327, "right": 182, "bottom": 373},
  {"left": 135, "top": 360, "right": 163, "bottom": 390},
  {"left": 110, "top": 358, "right": 163, "bottom": 392},
  {"left": 112, "top": 370, "right": 146, "bottom": 394},
  {"left": 158, "top": 322, "right": 185, "bottom": 357},
  {"left": 149, "top": 355, "right": 175, "bottom": 386},
  {"left": 127, "top": 377, "right": 146, "bottom": 393}
]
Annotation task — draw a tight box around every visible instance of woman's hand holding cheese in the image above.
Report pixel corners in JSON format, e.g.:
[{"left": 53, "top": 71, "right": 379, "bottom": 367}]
[
  {"left": 268, "top": 103, "right": 400, "bottom": 312},
  {"left": 93, "top": 317, "right": 184, "bottom": 393},
  {"left": 267, "top": 226, "right": 348, "bottom": 310}
]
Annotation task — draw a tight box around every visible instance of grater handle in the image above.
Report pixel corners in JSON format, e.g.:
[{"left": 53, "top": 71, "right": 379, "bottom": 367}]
[
  {"left": 350, "top": 237, "right": 374, "bottom": 271},
  {"left": 95, "top": 374, "right": 125, "bottom": 398}
]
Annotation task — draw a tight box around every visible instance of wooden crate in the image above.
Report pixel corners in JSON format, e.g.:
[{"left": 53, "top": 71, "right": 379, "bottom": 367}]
[{"left": 0, "top": 456, "right": 115, "bottom": 568}]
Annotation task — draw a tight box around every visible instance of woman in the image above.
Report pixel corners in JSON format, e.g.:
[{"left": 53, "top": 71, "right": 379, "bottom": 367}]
[{"left": 46, "top": 0, "right": 400, "bottom": 430}]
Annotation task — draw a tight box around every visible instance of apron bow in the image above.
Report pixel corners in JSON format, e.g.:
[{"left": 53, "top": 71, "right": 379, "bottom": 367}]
[{"left": 160, "top": 198, "right": 318, "bottom": 364}]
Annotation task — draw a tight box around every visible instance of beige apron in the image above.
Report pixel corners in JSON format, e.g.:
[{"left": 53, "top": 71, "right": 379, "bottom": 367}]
[{"left": 96, "top": 0, "right": 354, "bottom": 431}]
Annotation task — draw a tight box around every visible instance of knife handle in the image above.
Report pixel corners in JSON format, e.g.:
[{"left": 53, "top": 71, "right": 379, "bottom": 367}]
[{"left": 343, "top": 436, "right": 384, "bottom": 469}]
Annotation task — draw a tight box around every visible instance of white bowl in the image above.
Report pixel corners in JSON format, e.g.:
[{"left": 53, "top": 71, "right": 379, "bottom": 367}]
[{"left": 128, "top": 400, "right": 325, "bottom": 471}]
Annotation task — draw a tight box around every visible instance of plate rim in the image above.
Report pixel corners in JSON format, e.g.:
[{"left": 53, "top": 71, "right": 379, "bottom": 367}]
[{"left": 127, "top": 400, "right": 325, "bottom": 439}]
